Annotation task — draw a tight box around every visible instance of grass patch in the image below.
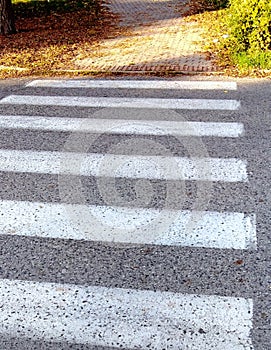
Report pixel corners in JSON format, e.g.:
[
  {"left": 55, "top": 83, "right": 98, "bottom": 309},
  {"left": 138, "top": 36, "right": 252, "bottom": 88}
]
[{"left": 233, "top": 51, "right": 271, "bottom": 70}]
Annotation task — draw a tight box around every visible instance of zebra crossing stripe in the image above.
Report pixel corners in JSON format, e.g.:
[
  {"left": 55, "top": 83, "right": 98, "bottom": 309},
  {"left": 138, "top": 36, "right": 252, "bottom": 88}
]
[
  {"left": 0, "top": 115, "right": 244, "bottom": 137},
  {"left": 26, "top": 79, "right": 238, "bottom": 90},
  {"left": 0, "top": 149, "right": 248, "bottom": 182},
  {"left": 0, "top": 95, "right": 241, "bottom": 110},
  {"left": 1, "top": 200, "right": 257, "bottom": 249},
  {"left": 0, "top": 278, "right": 253, "bottom": 349}
]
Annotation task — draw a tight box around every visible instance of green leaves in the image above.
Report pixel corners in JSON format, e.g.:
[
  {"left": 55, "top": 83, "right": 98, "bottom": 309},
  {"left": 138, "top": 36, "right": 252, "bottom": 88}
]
[
  {"left": 219, "top": 0, "right": 271, "bottom": 70},
  {"left": 225, "top": 0, "right": 271, "bottom": 52}
]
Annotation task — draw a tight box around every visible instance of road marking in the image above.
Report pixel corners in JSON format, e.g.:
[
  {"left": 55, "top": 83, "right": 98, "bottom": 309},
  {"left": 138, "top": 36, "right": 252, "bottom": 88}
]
[
  {"left": 0, "top": 95, "right": 241, "bottom": 110},
  {"left": 1, "top": 200, "right": 257, "bottom": 249},
  {"left": 0, "top": 149, "right": 248, "bottom": 182},
  {"left": 0, "top": 115, "right": 244, "bottom": 137},
  {"left": 0, "top": 278, "right": 253, "bottom": 349},
  {"left": 26, "top": 79, "right": 238, "bottom": 90}
]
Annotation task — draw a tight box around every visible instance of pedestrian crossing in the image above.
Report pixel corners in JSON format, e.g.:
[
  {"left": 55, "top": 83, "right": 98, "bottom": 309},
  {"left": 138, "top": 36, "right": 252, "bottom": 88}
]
[
  {"left": 1, "top": 200, "right": 256, "bottom": 249},
  {"left": 0, "top": 115, "right": 244, "bottom": 137},
  {"left": 0, "top": 278, "right": 253, "bottom": 349},
  {"left": 0, "top": 79, "right": 255, "bottom": 349},
  {"left": 0, "top": 149, "right": 248, "bottom": 181},
  {"left": 0, "top": 94, "right": 241, "bottom": 110},
  {"left": 26, "top": 79, "right": 238, "bottom": 90}
]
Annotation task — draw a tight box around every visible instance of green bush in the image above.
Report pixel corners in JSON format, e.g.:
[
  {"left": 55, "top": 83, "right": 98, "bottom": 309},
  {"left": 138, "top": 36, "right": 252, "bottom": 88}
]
[{"left": 225, "top": 0, "right": 271, "bottom": 53}]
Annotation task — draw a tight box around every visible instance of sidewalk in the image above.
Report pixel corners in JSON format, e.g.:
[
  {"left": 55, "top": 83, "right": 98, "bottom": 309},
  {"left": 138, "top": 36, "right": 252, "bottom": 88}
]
[{"left": 74, "top": 0, "right": 218, "bottom": 73}]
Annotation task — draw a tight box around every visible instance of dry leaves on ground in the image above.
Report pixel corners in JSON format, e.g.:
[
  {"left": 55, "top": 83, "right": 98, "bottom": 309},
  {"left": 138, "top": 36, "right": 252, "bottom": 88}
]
[{"left": 0, "top": 5, "right": 119, "bottom": 78}]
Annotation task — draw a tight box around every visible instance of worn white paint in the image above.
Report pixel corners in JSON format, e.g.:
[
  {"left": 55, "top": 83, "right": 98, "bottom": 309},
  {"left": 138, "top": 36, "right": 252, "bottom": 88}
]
[
  {"left": 0, "top": 95, "right": 241, "bottom": 110},
  {"left": 0, "top": 278, "right": 254, "bottom": 349},
  {"left": 0, "top": 149, "right": 248, "bottom": 182},
  {"left": 0, "top": 115, "right": 244, "bottom": 137},
  {"left": 0, "top": 200, "right": 257, "bottom": 249},
  {"left": 26, "top": 79, "right": 238, "bottom": 90}
]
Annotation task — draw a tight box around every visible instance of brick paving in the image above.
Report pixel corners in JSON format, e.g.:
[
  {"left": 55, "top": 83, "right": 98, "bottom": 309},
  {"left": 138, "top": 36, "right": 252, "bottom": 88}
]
[{"left": 74, "top": 0, "right": 218, "bottom": 73}]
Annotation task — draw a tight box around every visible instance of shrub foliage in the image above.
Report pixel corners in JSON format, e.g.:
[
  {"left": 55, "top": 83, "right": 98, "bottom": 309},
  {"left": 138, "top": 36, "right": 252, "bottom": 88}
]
[{"left": 225, "top": 0, "right": 271, "bottom": 53}]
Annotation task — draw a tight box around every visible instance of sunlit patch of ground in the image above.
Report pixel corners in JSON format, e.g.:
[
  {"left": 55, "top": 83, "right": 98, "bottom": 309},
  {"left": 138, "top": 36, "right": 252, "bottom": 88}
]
[
  {"left": 73, "top": 0, "right": 216, "bottom": 72},
  {"left": 74, "top": 17, "right": 214, "bottom": 72}
]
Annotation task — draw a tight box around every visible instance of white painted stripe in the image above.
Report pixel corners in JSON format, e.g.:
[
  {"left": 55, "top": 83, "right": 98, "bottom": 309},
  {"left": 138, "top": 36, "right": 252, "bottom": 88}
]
[
  {"left": 0, "top": 200, "right": 257, "bottom": 249},
  {"left": 0, "top": 95, "right": 240, "bottom": 110},
  {"left": 0, "top": 149, "right": 248, "bottom": 182},
  {"left": 26, "top": 79, "right": 238, "bottom": 90},
  {"left": 0, "top": 278, "right": 254, "bottom": 349},
  {"left": 0, "top": 115, "right": 244, "bottom": 137}
]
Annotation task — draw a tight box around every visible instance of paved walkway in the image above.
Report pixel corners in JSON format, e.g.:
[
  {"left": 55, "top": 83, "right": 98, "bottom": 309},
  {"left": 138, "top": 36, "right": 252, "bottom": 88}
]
[{"left": 74, "top": 0, "right": 217, "bottom": 73}]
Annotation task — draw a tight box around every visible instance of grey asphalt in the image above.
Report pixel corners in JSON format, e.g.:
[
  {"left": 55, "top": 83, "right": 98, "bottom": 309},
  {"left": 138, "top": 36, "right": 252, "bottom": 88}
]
[{"left": 0, "top": 76, "right": 270, "bottom": 350}]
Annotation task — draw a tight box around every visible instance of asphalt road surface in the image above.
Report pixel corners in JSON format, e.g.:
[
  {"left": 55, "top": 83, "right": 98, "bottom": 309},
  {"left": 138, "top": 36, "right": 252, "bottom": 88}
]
[{"left": 0, "top": 77, "right": 270, "bottom": 350}]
